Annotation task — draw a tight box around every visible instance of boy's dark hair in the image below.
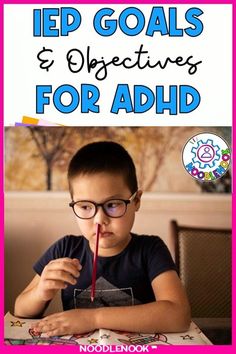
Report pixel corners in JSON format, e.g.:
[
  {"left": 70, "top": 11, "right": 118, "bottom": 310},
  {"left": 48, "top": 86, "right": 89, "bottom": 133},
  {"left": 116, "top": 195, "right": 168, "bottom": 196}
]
[{"left": 68, "top": 141, "right": 138, "bottom": 197}]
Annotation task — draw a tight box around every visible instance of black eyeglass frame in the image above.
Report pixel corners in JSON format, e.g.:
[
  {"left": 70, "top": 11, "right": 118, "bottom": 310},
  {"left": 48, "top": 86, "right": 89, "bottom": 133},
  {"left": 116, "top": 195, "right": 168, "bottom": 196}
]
[{"left": 69, "top": 191, "right": 138, "bottom": 219}]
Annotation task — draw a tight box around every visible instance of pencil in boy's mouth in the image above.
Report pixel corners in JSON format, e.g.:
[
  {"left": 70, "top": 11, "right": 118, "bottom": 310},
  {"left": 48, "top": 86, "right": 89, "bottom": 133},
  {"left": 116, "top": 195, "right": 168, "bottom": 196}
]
[{"left": 91, "top": 223, "right": 100, "bottom": 302}]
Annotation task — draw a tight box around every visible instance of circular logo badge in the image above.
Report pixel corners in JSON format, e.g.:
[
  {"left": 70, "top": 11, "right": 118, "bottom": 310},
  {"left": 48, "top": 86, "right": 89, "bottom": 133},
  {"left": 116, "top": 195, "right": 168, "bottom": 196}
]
[{"left": 182, "top": 132, "right": 231, "bottom": 182}]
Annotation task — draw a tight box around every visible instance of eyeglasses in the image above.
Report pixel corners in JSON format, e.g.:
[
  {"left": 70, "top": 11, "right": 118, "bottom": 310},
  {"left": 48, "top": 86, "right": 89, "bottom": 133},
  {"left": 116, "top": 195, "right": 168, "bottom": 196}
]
[{"left": 69, "top": 191, "right": 138, "bottom": 219}]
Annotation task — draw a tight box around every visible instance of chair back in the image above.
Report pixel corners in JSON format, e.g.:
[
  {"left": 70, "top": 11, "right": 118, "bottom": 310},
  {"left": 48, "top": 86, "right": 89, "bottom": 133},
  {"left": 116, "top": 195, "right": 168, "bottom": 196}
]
[{"left": 170, "top": 220, "right": 231, "bottom": 318}]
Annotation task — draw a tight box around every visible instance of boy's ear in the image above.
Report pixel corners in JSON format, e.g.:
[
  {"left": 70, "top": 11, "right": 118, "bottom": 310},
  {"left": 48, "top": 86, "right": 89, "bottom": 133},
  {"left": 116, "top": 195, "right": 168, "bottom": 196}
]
[{"left": 135, "top": 190, "right": 142, "bottom": 211}]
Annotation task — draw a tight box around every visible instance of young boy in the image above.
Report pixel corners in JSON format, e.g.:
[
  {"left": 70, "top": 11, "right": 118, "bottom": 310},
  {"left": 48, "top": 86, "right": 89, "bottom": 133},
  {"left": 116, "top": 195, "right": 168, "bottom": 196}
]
[{"left": 14, "top": 141, "right": 190, "bottom": 336}]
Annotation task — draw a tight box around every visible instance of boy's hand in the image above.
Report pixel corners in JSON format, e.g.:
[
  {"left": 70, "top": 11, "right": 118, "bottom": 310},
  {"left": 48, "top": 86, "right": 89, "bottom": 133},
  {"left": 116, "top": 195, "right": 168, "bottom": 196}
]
[
  {"left": 32, "top": 309, "right": 97, "bottom": 336},
  {"left": 35, "top": 258, "right": 82, "bottom": 301}
]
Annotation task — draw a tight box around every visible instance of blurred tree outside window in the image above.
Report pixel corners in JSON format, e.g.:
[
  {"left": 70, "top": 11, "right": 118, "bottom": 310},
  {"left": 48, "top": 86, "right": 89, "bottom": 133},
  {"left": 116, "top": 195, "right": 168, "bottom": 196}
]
[{"left": 4, "top": 126, "right": 231, "bottom": 193}]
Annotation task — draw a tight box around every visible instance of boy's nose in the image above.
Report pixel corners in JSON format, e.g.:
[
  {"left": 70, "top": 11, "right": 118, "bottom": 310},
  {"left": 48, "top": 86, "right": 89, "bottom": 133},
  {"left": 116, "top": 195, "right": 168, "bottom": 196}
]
[{"left": 94, "top": 206, "right": 109, "bottom": 225}]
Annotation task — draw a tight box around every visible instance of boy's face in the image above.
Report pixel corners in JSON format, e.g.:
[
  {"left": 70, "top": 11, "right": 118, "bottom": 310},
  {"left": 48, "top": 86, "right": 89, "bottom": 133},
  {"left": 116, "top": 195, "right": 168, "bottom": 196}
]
[{"left": 70, "top": 172, "right": 142, "bottom": 257}]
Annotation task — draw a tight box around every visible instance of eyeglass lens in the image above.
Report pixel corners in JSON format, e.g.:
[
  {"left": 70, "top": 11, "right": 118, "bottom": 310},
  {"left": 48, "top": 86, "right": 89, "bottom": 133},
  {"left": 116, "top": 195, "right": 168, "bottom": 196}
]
[{"left": 73, "top": 199, "right": 127, "bottom": 219}]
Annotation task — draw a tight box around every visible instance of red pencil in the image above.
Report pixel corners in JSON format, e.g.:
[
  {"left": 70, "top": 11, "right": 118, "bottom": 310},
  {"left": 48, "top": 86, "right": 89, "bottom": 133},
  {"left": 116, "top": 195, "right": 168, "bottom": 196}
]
[{"left": 91, "top": 223, "right": 100, "bottom": 302}]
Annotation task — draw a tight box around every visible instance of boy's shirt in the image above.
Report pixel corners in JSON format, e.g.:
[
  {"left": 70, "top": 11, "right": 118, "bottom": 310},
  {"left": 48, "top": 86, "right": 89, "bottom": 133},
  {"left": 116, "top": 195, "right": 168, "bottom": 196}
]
[{"left": 34, "top": 234, "right": 176, "bottom": 310}]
